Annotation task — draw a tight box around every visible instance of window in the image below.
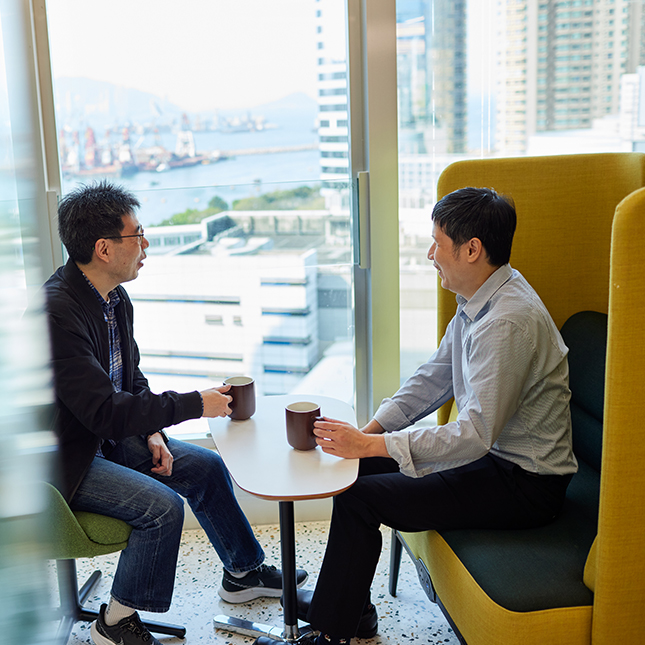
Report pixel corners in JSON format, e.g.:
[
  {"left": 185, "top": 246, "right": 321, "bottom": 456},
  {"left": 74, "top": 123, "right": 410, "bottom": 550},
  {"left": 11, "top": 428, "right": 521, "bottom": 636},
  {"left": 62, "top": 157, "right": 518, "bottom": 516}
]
[
  {"left": 394, "top": 0, "right": 644, "bottom": 388},
  {"left": 45, "top": 0, "right": 373, "bottom": 431},
  {"left": 25, "top": 0, "right": 640, "bottom": 440}
]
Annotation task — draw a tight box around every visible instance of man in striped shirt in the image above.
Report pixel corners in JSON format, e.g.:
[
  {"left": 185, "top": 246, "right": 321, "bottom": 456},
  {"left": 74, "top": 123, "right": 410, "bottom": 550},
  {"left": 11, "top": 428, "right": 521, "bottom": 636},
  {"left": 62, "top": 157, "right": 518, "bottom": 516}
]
[{"left": 289, "top": 187, "right": 576, "bottom": 645}]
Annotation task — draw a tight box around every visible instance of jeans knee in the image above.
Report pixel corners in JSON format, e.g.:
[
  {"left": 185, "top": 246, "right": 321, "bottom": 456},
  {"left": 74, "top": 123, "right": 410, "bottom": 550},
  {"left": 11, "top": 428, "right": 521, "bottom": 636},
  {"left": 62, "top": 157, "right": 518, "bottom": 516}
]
[
  {"left": 143, "top": 489, "right": 184, "bottom": 532},
  {"left": 195, "top": 447, "right": 226, "bottom": 476},
  {"left": 167, "top": 493, "right": 185, "bottom": 527},
  {"left": 173, "top": 442, "right": 229, "bottom": 483},
  {"left": 193, "top": 451, "right": 233, "bottom": 495}
]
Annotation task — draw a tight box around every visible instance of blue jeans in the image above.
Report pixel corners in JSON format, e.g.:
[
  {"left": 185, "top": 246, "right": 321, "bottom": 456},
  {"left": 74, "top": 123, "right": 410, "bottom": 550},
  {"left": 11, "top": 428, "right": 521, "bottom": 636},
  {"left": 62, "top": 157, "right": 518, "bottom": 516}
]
[{"left": 70, "top": 436, "right": 265, "bottom": 612}]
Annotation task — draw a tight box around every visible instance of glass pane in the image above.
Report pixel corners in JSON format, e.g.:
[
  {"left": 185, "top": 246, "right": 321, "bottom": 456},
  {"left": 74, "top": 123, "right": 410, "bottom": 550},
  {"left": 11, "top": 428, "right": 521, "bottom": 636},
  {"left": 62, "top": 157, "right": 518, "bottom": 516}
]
[
  {"left": 46, "top": 0, "right": 355, "bottom": 433},
  {"left": 396, "top": 0, "right": 645, "bottom": 386},
  {"left": 0, "top": 6, "right": 56, "bottom": 641}
]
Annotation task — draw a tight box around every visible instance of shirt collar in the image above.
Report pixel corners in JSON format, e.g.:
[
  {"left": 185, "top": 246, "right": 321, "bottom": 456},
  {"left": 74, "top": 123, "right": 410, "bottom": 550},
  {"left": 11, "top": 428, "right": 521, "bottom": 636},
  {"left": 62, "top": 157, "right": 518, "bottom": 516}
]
[
  {"left": 80, "top": 271, "right": 121, "bottom": 311},
  {"left": 457, "top": 264, "right": 513, "bottom": 323}
]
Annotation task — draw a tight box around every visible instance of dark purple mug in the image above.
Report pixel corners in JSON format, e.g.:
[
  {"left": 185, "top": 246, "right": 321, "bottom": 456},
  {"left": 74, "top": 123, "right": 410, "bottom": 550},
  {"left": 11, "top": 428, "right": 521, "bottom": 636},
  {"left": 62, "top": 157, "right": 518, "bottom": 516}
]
[
  {"left": 223, "top": 376, "right": 256, "bottom": 420},
  {"left": 285, "top": 401, "right": 321, "bottom": 451}
]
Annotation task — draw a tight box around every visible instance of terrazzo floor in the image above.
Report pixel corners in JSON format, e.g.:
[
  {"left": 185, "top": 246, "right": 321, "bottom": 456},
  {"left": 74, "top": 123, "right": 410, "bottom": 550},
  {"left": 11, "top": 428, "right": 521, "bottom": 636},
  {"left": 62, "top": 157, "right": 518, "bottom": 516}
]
[{"left": 59, "top": 521, "right": 459, "bottom": 645}]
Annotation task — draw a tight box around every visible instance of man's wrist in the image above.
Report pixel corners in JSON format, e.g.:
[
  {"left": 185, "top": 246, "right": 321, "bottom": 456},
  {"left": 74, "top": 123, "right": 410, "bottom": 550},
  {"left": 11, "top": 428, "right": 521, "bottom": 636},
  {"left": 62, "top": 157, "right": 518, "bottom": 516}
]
[
  {"left": 365, "top": 433, "right": 389, "bottom": 458},
  {"left": 149, "top": 429, "right": 169, "bottom": 444}
]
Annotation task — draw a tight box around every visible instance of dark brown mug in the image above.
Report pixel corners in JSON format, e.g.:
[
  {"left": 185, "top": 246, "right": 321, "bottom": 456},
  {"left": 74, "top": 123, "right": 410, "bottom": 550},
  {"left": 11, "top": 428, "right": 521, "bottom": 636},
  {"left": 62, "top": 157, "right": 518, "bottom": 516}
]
[
  {"left": 223, "top": 376, "right": 256, "bottom": 420},
  {"left": 285, "top": 401, "right": 321, "bottom": 451}
]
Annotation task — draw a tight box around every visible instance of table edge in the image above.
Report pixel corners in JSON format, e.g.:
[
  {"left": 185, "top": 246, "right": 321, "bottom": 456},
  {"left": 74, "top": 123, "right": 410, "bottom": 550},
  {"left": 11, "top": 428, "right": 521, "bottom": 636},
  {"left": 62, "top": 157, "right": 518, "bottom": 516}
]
[{"left": 232, "top": 480, "right": 356, "bottom": 502}]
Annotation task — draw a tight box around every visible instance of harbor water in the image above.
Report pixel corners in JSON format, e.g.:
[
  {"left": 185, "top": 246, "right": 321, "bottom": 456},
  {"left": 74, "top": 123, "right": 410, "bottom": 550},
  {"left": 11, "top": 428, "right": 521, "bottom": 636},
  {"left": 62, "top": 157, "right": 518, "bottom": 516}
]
[{"left": 61, "top": 107, "right": 339, "bottom": 228}]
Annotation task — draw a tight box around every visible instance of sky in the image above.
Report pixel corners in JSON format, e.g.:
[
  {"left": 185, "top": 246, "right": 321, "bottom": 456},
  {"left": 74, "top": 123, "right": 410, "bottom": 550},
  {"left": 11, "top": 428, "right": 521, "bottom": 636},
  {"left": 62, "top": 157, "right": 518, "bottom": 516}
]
[
  {"left": 46, "top": 0, "right": 320, "bottom": 111},
  {"left": 45, "top": 0, "right": 498, "bottom": 111}
]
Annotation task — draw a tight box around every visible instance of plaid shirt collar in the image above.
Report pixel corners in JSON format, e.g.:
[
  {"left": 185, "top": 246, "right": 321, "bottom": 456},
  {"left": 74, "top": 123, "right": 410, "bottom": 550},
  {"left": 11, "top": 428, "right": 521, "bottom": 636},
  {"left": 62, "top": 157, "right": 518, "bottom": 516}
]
[{"left": 81, "top": 273, "right": 123, "bottom": 393}]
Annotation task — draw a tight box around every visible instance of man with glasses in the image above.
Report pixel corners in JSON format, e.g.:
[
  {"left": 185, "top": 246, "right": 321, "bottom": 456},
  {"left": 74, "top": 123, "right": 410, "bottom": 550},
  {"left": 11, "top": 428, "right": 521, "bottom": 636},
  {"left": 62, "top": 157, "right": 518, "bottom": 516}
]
[{"left": 44, "top": 181, "right": 306, "bottom": 645}]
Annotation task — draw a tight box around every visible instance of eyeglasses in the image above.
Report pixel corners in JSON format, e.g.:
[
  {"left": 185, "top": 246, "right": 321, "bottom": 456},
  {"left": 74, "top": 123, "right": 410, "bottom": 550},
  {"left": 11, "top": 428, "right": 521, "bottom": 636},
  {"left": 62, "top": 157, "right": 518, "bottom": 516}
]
[{"left": 104, "top": 229, "right": 146, "bottom": 243}]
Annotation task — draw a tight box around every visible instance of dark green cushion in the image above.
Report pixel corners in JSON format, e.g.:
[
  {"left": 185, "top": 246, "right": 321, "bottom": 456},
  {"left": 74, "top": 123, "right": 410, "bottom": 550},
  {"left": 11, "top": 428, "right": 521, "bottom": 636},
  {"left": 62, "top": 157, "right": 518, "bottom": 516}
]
[
  {"left": 441, "top": 460, "right": 598, "bottom": 612},
  {"left": 561, "top": 311, "right": 607, "bottom": 472},
  {"left": 437, "top": 311, "right": 606, "bottom": 613}
]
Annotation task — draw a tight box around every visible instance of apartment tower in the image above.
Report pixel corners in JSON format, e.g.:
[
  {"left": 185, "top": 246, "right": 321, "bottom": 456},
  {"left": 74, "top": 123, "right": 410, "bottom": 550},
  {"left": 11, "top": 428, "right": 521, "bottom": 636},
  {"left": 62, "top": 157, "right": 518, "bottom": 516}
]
[{"left": 496, "top": 0, "right": 645, "bottom": 155}]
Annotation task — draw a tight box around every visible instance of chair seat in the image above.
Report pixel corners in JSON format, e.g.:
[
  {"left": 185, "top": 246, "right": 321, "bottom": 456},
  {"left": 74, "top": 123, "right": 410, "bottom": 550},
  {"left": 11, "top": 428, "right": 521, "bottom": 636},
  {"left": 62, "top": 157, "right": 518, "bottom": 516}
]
[
  {"left": 45, "top": 481, "right": 186, "bottom": 643},
  {"left": 74, "top": 511, "right": 132, "bottom": 546},
  {"left": 46, "top": 483, "right": 132, "bottom": 559},
  {"left": 435, "top": 461, "right": 598, "bottom": 613}
]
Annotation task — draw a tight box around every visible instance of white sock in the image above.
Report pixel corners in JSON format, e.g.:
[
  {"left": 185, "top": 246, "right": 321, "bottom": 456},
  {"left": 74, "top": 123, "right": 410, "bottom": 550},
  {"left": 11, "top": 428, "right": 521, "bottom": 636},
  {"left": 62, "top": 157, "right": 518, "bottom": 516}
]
[
  {"left": 226, "top": 569, "right": 250, "bottom": 579},
  {"left": 104, "top": 596, "right": 136, "bottom": 626}
]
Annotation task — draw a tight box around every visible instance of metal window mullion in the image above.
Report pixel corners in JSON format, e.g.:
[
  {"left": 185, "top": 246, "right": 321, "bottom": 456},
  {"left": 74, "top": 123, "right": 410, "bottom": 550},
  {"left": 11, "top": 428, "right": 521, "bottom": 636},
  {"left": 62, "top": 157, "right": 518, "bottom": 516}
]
[
  {"left": 347, "top": 0, "right": 399, "bottom": 425},
  {"left": 32, "top": 0, "right": 64, "bottom": 274}
]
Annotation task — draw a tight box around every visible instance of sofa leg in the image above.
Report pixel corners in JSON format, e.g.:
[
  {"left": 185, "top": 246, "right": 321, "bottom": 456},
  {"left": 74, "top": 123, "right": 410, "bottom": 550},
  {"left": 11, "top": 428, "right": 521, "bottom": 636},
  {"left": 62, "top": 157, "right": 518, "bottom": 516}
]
[{"left": 389, "top": 529, "right": 403, "bottom": 597}]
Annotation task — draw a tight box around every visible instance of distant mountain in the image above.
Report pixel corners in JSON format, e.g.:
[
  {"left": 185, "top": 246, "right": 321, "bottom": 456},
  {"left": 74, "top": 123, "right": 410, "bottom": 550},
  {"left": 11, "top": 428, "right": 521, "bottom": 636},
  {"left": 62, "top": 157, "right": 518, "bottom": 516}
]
[
  {"left": 53, "top": 77, "right": 319, "bottom": 131},
  {"left": 54, "top": 77, "right": 184, "bottom": 130},
  {"left": 216, "top": 92, "right": 319, "bottom": 130}
]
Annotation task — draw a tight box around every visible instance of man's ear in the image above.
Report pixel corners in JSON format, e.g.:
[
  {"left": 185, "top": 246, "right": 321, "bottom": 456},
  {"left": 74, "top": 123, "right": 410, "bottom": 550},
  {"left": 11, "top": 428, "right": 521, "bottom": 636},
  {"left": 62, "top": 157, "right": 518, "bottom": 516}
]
[
  {"left": 93, "top": 238, "right": 111, "bottom": 264},
  {"left": 465, "top": 237, "right": 484, "bottom": 263}
]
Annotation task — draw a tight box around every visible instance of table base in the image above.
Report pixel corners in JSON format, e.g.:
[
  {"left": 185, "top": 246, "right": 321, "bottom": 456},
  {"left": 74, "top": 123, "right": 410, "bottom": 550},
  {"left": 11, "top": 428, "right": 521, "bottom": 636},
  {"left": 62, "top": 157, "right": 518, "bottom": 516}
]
[
  {"left": 213, "top": 614, "right": 315, "bottom": 642},
  {"left": 254, "top": 633, "right": 316, "bottom": 645},
  {"left": 214, "top": 501, "right": 314, "bottom": 644}
]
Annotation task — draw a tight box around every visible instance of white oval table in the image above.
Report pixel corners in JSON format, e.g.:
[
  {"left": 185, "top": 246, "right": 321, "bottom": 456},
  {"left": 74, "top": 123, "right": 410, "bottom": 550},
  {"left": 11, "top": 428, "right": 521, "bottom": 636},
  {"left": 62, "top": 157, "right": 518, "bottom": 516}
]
[{"left": 210, "top": 394, "right": 358, "bottom": 643}]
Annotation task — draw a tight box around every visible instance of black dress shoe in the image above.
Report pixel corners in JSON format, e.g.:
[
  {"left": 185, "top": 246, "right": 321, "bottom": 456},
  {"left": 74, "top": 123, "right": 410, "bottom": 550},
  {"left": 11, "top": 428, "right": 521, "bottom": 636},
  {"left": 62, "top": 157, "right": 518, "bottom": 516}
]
[{"left": 283, "top": 589, "right": 378, "bottom": 639}]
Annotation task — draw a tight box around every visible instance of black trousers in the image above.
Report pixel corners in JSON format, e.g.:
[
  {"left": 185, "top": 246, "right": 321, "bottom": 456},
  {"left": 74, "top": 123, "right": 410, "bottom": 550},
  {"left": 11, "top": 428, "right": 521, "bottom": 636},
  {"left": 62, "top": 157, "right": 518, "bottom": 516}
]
[{"left": 307, "top": 453, "right": 572, "bottom": 638}]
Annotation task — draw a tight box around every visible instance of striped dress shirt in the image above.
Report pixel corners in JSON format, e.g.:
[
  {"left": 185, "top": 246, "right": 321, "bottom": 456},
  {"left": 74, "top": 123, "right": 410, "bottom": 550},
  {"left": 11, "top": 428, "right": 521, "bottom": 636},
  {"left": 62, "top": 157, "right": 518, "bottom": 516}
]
[{"left": 375, "top": 264, "right": 578, "bottom": 479}]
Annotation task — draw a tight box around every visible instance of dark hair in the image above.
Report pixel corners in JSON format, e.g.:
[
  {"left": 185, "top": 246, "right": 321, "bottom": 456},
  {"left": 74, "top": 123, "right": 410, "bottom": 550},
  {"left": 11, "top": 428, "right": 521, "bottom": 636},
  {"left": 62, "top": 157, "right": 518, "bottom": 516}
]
[
  {"left": 57, "top": 180, "right": 141, "bottom": 264},
  {"left": 431, "top": 187, "right": 516, "bottom": 267}
]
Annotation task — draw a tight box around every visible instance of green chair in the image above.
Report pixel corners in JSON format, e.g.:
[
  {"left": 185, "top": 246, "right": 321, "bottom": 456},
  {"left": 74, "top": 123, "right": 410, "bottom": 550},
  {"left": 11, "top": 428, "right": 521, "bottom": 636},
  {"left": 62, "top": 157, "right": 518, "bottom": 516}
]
[{"left": 46, "top": 482, "right": 186, "bottom": 643}]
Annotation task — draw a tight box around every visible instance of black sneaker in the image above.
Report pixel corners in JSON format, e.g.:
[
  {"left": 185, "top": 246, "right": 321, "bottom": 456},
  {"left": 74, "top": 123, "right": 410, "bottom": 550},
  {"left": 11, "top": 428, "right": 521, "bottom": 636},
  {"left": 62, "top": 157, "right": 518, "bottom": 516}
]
[
  {"left": 218, "top": 564, "right": 308, "bottom": 603},
  {"left": 90, "top": 604, "right": 161, "bottom": 645}
]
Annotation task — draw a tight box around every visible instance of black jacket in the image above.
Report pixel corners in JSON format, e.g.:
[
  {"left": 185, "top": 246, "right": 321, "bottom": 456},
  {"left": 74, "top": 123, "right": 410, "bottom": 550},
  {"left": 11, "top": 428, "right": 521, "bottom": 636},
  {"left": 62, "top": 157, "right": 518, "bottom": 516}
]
[{"left": 44, "top": 259, "right": 202, "bottom": 501}]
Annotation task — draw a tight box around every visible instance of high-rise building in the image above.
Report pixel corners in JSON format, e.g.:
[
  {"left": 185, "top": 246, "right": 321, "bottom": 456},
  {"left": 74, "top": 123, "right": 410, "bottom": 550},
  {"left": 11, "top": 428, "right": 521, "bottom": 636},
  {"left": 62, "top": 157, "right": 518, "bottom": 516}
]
[
  {"left": 497, "top": 0, "right": 645, "bottom": 155},
  {"left": 397, "top": 0, "right": 468, "bottom": 154},
  {"left": 314, "top": 0, "right": 468, "bottom": 199},
  {"left": 619, "top": 66, "right": 645, "bottom": 149},
  {"left": 315, "top": 0, "right": 349, "bottom": 195}
]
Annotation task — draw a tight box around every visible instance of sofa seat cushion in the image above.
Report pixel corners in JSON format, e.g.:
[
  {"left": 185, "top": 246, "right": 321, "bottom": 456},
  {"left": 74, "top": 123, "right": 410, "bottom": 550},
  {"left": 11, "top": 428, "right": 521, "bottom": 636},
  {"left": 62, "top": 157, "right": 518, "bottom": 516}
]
[
  {"left": 401, "top": 528, "right": 594, "bottom": 645},
  {"left": 438, "top": 469, "right": 597, "bottom": 612}
]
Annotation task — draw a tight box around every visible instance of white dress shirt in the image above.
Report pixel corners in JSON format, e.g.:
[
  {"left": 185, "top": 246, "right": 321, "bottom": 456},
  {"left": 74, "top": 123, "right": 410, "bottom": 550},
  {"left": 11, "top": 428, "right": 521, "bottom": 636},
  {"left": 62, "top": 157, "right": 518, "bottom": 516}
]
[{"left": 375, "top": 264, "right": 578, "bottom": 478}]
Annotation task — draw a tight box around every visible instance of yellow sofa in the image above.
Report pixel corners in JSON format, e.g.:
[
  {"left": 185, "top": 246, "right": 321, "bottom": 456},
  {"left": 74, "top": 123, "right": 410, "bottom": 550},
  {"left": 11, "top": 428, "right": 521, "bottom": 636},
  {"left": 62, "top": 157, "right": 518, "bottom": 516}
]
[{"left": 389, "top": 153, "right": 645, "bottom": 644}]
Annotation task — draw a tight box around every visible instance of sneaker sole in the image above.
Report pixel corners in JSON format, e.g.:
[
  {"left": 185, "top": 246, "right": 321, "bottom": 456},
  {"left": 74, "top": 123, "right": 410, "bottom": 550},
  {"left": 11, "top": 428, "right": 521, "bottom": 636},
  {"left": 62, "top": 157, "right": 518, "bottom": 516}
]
[
  {"left": 218, "top": 573, "right": 308, "bottom": 604},
  {"left": 90, "top": 620, "right": 117, "bottom": 645}
]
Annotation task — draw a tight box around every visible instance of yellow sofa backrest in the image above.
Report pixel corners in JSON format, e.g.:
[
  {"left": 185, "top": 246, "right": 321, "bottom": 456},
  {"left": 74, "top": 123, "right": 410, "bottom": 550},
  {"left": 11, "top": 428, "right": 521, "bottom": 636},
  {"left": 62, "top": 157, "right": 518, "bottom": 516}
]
[
  {"left": 435, "top": 152, "right": 645, "bottom": 424},
  {"left": 592, "top": 186, "right": 645, "bottom": 643}
]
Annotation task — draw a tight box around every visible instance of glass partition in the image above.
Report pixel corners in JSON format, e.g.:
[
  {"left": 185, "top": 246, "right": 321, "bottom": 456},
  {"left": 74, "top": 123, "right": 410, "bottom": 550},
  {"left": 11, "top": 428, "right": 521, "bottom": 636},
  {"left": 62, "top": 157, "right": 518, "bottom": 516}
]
[{"left": 0, "top": 3, "right": 56, "bottom": 641}]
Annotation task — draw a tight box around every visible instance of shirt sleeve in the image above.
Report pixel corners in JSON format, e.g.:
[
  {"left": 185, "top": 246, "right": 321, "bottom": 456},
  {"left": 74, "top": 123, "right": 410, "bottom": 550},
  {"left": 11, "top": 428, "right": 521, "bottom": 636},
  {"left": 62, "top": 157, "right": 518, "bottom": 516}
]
[
  {"left": 381, "top": 317, "right": 536, "bottom": 478},
  {"left": 374, "top": 321, "right": 454, "bottom": 432}
]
